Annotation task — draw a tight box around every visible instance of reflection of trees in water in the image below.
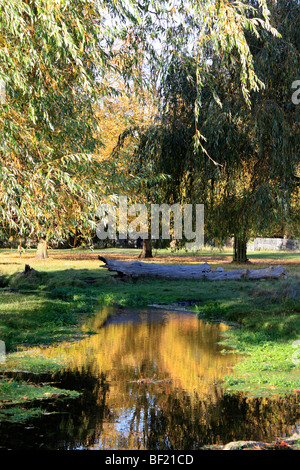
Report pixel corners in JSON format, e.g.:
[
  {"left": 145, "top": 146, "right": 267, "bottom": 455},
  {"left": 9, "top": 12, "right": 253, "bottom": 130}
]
[
  {"left": 40, "top": 377, "right": 300, "bottom": 450},
  {"left": 38, "top": 369, "right": 112, "bottom": 450},
  {"left": 145, "top": 391, "right": 300, "bottom": 449},
  {"left": 12, "top": 313, "right": 300, "bottom": 450},
  {"left": 159, "top": 317, "right": 240, "bottom": 401},
  {"left": 61, "top": 315, "right": 237, "bottom": 395}
]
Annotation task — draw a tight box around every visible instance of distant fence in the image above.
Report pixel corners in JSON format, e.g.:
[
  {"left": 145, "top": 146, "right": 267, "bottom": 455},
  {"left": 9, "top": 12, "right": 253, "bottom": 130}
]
[{"left": 248, "top": 238, "right": 300, "bottom": 251}]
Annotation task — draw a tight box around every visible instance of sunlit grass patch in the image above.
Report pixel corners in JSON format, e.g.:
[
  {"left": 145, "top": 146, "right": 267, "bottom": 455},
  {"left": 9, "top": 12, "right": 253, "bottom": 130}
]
[
  {"left": 224, "top": 370, "right": 300, "bottom": 398},
  {"left": 221, "top": 330, "right": 300, "bottom": 396},
  {"left": 0, "top": 378, "right": 80, "bottom": 423},
  {"left": 0, "top": 379, "right": 80, "bottom": 406},
  {"left": 3, "top": 345, "right": 74, "bottom": 374}
]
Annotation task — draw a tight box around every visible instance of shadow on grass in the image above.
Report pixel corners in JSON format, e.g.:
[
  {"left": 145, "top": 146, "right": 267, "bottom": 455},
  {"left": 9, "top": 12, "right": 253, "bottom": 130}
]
[{"left": 0, "top": 267, "right": 113, "bottom": 351}]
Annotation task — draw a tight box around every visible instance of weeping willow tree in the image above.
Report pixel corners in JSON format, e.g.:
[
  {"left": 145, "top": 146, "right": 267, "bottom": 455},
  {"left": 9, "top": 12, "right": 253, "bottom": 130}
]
[
  {"left": 0, "top": 0, "right": 146, "bottom": 248},
  {"left": 0, "top": 0, "right": 282, "bottom": 253},
  {"left": 124, "top": 0, "right": 299, "bottom": 262},
  {"left": 196, "top": 0, "right": 300, "bottom": 262},
  {"left": 107, "top": 0, "right": 280, "bottom": 257}
]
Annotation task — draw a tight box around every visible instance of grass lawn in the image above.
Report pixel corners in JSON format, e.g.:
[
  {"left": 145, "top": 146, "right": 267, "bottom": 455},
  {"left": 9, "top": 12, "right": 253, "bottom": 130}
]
[{"left": 0, "top": 247, "right": 300, "bottom": 419}]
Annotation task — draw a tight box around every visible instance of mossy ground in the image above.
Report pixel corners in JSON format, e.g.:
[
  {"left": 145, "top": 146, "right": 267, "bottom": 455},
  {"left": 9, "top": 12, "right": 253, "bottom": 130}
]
[{"left": 0, "top": 247, "right": 299, "bottom": 420}]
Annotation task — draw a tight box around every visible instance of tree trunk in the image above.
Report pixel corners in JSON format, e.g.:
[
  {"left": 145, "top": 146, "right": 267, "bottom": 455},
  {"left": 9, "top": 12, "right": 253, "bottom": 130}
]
[
  {"left": 98, "top": 257, "right": 286, "bottom": 280},
  {"left": 35, "top": 239, "right": 48, "bottom": 259},
  {"left": 233, "top": 237, "right": 248, "bottom": 263},
  {"left": 140, "top": 239, "right": 153, "bottom": 258}
]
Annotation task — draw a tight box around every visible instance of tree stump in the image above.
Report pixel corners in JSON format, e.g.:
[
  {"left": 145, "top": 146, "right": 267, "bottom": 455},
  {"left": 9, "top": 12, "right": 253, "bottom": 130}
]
[{"left": 35, "top": 240, "right": 48, "bottom": 259}]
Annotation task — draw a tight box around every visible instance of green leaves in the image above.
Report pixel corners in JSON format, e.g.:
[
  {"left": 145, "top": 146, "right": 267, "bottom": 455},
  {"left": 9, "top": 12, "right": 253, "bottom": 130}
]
[
  {"left": 0, "top": 0, "right": 142, "bottom": 241},
  {"left": 0, "top": 0, "right": 294, "bottom": 245}
]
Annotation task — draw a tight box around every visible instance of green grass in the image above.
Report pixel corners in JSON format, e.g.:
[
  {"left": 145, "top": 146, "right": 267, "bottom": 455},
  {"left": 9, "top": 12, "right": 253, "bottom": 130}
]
[
  {"left": 189, "top": 273, "right": 300, "bottom": 397},
  {"left": 0, "top": 378, "right": 80, "bottom": 423},
  {"left": 0, "top": 289, "right": 97, "bottom": 352},
  {"left": 0, "top": 379, "right": 80, "bottom": 405},
  {"left": 0, "top": 265, "right": 112, "bottom": 352},
  {"left": 0, "top": 247, "right": 299, "bottom": 416}
]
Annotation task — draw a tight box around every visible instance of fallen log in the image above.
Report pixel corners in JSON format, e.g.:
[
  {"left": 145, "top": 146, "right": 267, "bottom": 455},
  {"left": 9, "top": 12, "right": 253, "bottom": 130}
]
[{"left": 98, "top": 256, "right": 286, "bottom": 280}]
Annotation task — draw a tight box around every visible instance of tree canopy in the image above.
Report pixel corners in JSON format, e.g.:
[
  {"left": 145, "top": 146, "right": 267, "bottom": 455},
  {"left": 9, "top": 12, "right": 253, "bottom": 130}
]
[
  {"left": 0, "top": 0, "right": 291, "bottom": 252},
  {"left": 196, "top": 0, "right": 300, "bottom": 260},
  {"left": 122, "top": 0, "right": 299, "bottom": 261},
  {"left": 0, "top": 0, "right": 143, "bottom": 245}
]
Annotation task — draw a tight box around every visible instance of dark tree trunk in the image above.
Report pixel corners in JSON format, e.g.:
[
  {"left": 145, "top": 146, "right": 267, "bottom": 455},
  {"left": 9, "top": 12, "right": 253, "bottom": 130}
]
[
  {"left": 140, "top": 239, "right": 153, "bottom": 258},
  {"left": 233, "top": 237, "right": 248, "bottom": 263}
]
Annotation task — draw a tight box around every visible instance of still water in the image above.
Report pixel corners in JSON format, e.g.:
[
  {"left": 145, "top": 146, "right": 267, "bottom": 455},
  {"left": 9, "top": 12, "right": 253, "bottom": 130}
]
[{"left": 1, "top": 307, "right": 300, "bottom": 450}]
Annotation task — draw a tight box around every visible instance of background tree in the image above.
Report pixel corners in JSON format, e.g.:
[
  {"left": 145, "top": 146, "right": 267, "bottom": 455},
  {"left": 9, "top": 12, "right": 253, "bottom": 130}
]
[
  {"left": 126, "top": 57, "right": 197, "bottom": 257},
  {"left": 0, "top": 0, "right": 281, "bottom": 253},
  {"left": 195, "top": 0, "right": 300, "bottom": 261},
  {"left": 127, "top": 0, "right": 299, "bottom": 262}
]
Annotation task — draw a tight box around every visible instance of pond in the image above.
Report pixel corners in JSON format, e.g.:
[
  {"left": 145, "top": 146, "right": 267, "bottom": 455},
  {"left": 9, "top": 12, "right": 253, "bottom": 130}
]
[{"left": 1, "top": 307, "right": 300, "bottom": 450}]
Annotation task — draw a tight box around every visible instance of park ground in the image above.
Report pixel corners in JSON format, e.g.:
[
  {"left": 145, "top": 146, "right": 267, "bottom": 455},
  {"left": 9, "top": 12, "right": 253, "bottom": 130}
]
[{"left": 0, "top": 247, "right": 300, "bottom": 423}]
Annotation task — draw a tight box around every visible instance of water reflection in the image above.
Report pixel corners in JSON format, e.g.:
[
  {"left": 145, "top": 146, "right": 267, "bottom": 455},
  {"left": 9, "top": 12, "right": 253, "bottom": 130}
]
[
  {"left": 61, "top": 308, "right": 239, "bottom": 402},
  {"left": 1, "top": 307, "right": 300, "bottom": 450},
  {"left": 59, "top": 308, "right": 240, "bottom": 449}
]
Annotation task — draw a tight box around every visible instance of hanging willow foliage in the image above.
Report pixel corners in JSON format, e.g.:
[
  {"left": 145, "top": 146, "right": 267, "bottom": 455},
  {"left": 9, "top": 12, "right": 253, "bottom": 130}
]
[
  {"left": 196, "top": 0, "right": 300, "bottom": 258},
  {"left": 0, "top": 0, "right": 280, "bottom": 244},
  {"left": 121, "top": 0, "right": 299, "bottom": 262},
  {"left": 0, "top": 0, "right": 144, "bottom": 242}
]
